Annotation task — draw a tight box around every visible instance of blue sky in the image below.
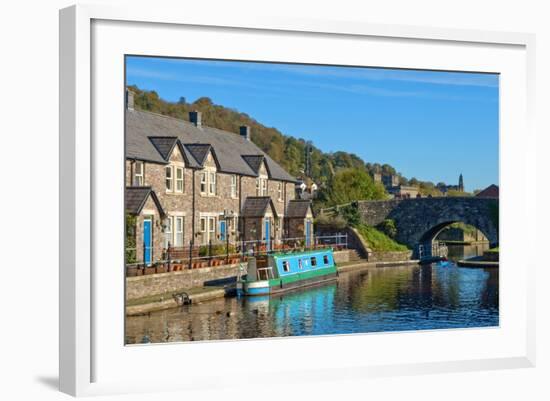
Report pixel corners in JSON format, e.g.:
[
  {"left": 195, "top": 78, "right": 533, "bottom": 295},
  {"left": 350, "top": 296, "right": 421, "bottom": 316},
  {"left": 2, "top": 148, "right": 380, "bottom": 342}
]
[{"left": 126, "top": 56, "right": 499, "bottom": 192}]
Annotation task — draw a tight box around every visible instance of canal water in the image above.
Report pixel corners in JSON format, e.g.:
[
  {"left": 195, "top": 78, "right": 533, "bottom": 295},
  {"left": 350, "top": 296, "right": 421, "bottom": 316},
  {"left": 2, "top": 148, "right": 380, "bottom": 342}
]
[{"left": 125, "top": 245, "right": 498, "bottom": 344}]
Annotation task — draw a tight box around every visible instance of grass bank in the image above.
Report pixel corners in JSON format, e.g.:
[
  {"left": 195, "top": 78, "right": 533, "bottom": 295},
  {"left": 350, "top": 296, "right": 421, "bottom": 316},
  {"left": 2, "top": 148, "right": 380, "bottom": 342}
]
[{"left": 354, "top": 224, "right": 408, "bottom": 252}]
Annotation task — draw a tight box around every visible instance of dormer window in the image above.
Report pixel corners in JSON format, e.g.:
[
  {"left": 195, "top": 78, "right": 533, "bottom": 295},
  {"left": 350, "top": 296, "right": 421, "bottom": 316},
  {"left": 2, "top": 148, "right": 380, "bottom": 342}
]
[{"left": 133, "top": 161, "right": 144, "bottom": 186}]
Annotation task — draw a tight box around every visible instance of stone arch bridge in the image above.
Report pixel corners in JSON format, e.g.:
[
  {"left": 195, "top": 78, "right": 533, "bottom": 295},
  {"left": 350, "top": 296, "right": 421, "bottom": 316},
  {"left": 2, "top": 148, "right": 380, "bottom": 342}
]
[{"left": 357, "top": 197, "right": 499, "bottom": 251}]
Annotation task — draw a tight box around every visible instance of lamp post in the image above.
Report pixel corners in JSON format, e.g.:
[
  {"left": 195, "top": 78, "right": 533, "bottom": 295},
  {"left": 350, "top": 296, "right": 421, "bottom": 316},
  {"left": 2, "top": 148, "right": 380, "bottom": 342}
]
[{"left": 222, "top": 209, "right": 235, "bottom": 264}]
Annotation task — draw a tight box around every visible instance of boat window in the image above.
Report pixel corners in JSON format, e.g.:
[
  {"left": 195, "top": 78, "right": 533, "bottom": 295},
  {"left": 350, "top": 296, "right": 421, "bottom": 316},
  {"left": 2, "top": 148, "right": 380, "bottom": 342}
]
[
  {"left": 323, "top": 255, "right": 329, "bottom": 265},
  {"left": 282, "top": 260, "right": 290, "bottom": 272},
  {"left": 311, "top": 257, "right": 317, "bottom": 267},
  {"left": 298, "top": 259, "right": 303, "bottom": 269}
]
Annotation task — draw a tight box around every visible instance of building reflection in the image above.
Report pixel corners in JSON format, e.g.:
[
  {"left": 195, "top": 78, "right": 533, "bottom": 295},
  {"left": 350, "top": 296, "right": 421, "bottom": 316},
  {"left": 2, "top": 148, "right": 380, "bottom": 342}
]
[{"left": 126, "top": 253, "right": 499, "bottom": 344}]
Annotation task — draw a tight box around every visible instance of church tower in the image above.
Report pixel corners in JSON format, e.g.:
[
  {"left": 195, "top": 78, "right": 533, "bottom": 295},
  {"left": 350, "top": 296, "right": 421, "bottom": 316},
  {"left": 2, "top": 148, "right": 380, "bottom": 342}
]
[{"left": 458, "top": 173, "right": 464, "bottom": 192}]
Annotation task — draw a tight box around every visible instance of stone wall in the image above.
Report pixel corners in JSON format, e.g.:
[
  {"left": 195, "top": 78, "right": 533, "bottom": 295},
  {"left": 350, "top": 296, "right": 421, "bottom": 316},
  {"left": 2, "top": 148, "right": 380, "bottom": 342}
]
[
  {"left": 437, "top": 227, "right": 488, "bottom": 243},
  {"left": 333, "top": 249, "right": 351, "bottom": 264},
  {"left": 126, "top": 264, "right": 239, "bottom": 300},
  {"left": 287, "top": 217, "right": 314, "bottom": 241},
  {"left": 368, "top": 250, "right": 413, "bottom": 262}
]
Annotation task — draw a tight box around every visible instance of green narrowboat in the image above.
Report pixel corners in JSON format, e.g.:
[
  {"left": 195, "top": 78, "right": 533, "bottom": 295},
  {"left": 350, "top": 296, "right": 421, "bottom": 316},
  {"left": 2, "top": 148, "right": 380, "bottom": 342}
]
[{"left": 236, "top": 248, "right": 338, "bottom": 296}]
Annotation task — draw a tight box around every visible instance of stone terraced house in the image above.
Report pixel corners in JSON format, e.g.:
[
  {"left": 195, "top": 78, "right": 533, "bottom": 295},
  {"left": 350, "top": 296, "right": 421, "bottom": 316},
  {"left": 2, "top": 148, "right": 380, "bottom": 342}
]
[{"left": 124, "top": 91, "right": 313, "bottom": 265}]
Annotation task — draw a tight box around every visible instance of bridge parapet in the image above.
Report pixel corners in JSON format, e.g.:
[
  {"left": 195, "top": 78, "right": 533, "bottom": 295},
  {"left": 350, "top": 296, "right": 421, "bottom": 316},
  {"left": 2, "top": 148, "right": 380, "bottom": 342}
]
[{"left": 357, "top": 197, "right": 498, "bottom": 248}]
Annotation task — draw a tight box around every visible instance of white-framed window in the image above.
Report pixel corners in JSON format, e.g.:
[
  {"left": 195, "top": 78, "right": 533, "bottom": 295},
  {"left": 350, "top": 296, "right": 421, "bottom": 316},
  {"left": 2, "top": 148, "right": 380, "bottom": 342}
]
[
  {"left": 174, "top": 216, "right": 184, "bottom": 247},
  {"left": 209, "top": 172, "right": 216, "bottom": 195},
  {"left": 175, "top": 167, "right": 184, "bottom": 193},
  {"left": 230, "top": 215, "right": 238, "bottom": 234},
  {"left": 256, "top": 178, "right": 267, "bottom": 196},
  {"left": 200, "top": 172, "right": 207, "bottom": 194},
  {"left": 199, "top": 216, "right": 216, "bottom": 244},
  {"left": 133, "top": 161, "right": 144, "bottom": 186},
  {"left": 165, "top": 166, "right": 173, "bottom": 191},
  {"left": 208, "top": 216, "right": 215, "bottom": 236},
  {"left": 230, "top": 174, "right": 238, "bottom": 198},
  {"left": 164, "top": 216, "right": 172, "bottom": 248},
  {"left": 200, "top": 171, "right": 217, "bottom": 196},
  {"left": 277, "top": 182, "right": 283, "bottom": 201}
]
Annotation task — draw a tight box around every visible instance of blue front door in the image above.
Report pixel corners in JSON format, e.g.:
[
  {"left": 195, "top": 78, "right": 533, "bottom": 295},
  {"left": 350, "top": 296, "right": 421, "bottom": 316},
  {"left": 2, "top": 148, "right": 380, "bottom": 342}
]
[
  {"left": 143, "top": 219, "right": 152, "bottom": 265},
  {"left": 264, "top": 218, "right": 271, "bottom": 251},
  {"left": 305, "top": 219, "right": 312, "bottom": 248},
  {"left": 219, "top": 220, "right": 226, "bottom": 241}
]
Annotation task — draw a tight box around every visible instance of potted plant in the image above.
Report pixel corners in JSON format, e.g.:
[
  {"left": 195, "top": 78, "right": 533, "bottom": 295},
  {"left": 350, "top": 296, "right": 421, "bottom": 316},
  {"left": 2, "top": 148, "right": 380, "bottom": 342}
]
[
  {"left": 135, "top": 264, "right": 144, "bottom": 276},
  {"left": 155, "top": 263, "right": 166, "bottom": 274},
  {"left": 126, "top": 265, "right": 136, "bottom": 277},
  {"left": 144, "top": 264, "right": 156, "bottom": 275}
]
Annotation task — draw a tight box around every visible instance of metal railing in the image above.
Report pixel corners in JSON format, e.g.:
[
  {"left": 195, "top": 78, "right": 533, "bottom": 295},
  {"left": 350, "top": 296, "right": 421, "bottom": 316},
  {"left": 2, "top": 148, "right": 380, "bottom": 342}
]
[{"left": 125, "top": 233, "right": 348, "bottom": 274}]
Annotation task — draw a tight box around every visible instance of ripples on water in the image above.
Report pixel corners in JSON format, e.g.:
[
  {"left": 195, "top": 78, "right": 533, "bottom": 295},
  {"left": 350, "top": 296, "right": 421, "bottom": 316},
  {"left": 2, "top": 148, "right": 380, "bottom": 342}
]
[{"left": 126, "top": 255, "right": 499, "bottom": 344}]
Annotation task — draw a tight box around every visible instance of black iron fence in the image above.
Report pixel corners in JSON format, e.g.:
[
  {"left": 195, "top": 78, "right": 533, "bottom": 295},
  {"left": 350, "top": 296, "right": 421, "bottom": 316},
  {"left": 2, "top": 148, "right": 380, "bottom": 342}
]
[{"left": 125, "top": 233, "right": 348, "bottom": 275}]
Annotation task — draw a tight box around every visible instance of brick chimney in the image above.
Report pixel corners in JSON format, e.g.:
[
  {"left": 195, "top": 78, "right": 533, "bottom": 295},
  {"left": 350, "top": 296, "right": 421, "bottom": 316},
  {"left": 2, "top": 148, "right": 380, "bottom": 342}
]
[
  {"left": 126, "top": 89, "right": 134, "bottom": 111},
  {"left": 189, "top": 111, "right": 202, "bottom": 127},
  {"left": 240, "top": 125, "right": 251, "bottom": 141}
]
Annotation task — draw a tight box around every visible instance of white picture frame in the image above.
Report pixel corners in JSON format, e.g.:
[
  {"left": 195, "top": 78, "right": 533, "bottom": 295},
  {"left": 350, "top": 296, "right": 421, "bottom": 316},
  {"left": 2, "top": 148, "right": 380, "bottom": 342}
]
[{"left": 59, "top": 4, "right": 536, "bottom": 397}]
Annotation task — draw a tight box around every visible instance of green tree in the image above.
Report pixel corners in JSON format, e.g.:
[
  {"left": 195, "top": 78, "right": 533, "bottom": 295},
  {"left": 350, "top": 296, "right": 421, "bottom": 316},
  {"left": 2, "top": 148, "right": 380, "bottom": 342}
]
[
  {"left": 377, "top": 219, "right": 398, "bottom": 239},
  {"left": 324, "top": 168, "right": 386, "bottom": 206}
]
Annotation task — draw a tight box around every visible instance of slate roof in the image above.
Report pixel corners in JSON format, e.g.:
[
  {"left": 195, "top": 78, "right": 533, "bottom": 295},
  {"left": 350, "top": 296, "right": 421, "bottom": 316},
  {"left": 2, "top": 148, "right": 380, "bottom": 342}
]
[
  {"left": 125, "top": 187, "right": 166, "bottom": 217},
  {"left": 476, "top": 184, "right": 499, "bottom": 198},
  {"left": 241, "top": 155, "right": 265, "bottom": 174},
  {"left": 241, "top": 196, "right": 278, "bottom": 218},
  {"left": 126, "top": 109, "right": 297, "bottom": 182},
  {"left": 286, "top": 199, "right": 313, "bottom": 218},
  {"left": 148, "top": 136, "right": 178, "bottom": 160},
  {"left": 185, "top": 143, "right": 213, "bottom": 166}
]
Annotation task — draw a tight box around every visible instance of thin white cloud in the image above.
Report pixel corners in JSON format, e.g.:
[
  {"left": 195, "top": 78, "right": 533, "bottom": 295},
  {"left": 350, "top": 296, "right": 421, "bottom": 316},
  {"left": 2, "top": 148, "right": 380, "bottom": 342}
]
[
  {"left": 127, "top": 65, "right": 497, "bottom": 102},
  {"left": 131, "top": 57, "right": 499, "bottom": 88}
]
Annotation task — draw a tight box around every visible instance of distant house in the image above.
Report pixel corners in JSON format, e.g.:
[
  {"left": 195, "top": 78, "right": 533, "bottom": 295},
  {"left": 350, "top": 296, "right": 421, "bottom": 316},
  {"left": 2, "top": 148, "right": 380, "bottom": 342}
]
[
  {"left": 125, "top": 90, "right": 305, "bottom": 265},
  {"left": 475, "top": 184, "right": 499, "bottom": 198},
  {"left": 387, "top": 185, "right": 420, "bottom": 199},
  {"left": 373, "top": 173, "right": 419, "bottom": 198},
  {"left": 295, "top": 178, "right": 319, "bottom": 200}
]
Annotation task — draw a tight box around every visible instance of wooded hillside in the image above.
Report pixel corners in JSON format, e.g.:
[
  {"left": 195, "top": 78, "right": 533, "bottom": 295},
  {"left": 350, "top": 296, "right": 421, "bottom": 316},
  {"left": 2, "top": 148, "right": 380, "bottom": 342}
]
[{"left": 128, "top": 86, "right": 451, "bottom": 201}]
